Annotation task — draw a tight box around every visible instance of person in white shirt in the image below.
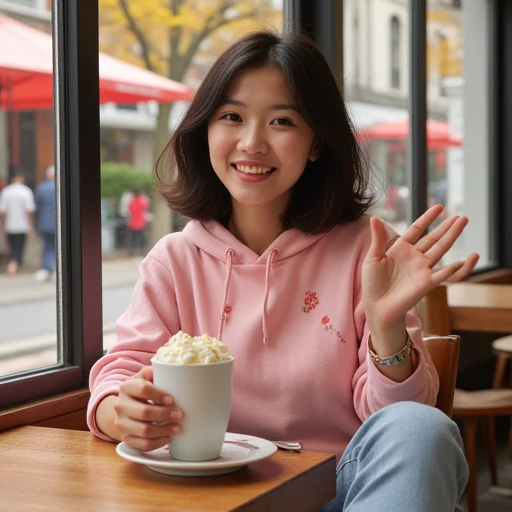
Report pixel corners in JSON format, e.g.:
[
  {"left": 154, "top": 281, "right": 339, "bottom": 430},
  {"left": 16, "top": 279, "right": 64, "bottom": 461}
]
[{"left": 0, "top": 172, "right": 36, "bottom": 276}]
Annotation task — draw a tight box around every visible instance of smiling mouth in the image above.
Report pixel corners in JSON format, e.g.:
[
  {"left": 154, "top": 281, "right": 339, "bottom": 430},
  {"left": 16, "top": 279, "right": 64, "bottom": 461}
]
[{"left": 232, "top": 164, "right": 277, "bottom": 175}]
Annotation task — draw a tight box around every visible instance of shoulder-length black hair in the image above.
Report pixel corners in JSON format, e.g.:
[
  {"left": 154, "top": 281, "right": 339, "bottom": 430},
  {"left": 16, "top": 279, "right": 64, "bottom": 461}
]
[{"left": 155, "top": 30, "right": 374, "bottom": 232}]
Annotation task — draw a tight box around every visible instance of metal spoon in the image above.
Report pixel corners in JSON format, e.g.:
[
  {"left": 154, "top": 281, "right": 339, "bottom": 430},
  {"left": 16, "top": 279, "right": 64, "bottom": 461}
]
[
  {"left": 272, "top": 441, "right": 303, "bottom": 452},
  {"left": 224, "top": 439, "right": 303, "bottom": 452}
]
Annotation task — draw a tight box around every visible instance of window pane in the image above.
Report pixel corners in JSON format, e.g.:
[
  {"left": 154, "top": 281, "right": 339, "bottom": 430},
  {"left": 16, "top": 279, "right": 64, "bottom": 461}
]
[
  {"left": 344, "top": 0, "right": 410, "bottom": 235},
  {"left": 427, "top": 0, "right": 494, "bottom": 268},
  {"left": 98, "top": 1, "right": 284, "bottom": 352},
  {"left": 0, "top": 6, "right": 59, "bottom": 376}
]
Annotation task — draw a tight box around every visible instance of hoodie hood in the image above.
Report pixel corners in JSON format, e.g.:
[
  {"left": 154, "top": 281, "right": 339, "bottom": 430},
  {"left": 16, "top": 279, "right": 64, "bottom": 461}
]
[
  {"left": 183, "top": 220, "right": 329, "bottom": 265},
  {"left": 183, "top": 220, "right": 330, "bottom": 343}
]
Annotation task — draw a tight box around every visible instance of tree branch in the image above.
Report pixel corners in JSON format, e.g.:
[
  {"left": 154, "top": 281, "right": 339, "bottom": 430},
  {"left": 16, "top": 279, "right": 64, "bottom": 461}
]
[
  {"left": 118, "top": 0, "right": 154, "bottom": 71},
  {"left": 174, "top": 6, "right": 262, "bottom": 81}
]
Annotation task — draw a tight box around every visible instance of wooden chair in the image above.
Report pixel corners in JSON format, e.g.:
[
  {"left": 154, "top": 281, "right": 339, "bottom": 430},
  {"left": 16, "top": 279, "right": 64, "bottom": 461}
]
[
  {"left": 420, "top": 285, "right": 512, "bottom": 512},
  {"left": 424, "top": 334, "right": 460, "bottom": 418}
]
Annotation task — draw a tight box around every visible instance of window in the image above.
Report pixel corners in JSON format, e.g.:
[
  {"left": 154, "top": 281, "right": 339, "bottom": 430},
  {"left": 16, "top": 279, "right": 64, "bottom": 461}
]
[
  {"left": 0, "top": 0, "right": 102, "bottom": 408},
  {"left": 0, "top": 10, "right": 57, "bottom": 378},
  {"left": 344, "top": 0, "right": 410, "bottom": 234},
  {"left": 427, "top": 0, "right": 495, "bottom": 268},
  {"left": 390, "top": 16, "right": 400, "bottom": 89}
]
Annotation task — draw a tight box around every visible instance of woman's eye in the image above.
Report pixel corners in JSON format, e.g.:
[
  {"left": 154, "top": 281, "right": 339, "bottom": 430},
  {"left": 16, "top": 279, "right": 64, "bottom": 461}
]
[
  {"left": 271, "top": 118, "right": 294, "bottom": 126},
  {"left": 221, "top": 113, "right": 242, "bottom": 122}
]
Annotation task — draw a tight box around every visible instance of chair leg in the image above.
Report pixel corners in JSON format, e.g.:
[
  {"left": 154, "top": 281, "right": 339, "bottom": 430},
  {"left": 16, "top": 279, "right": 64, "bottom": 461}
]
[
  {"left": 462, "top": 417, "right": 479, "bottom": 512},
  {"left": 509, "top": 416, "right": 512, "bottom": 462},
  {"left": 492, "top": 354, "right": 508, "bottom": 389},
  {"left": 483, "top": 417, "right": 498, "bottom": 486}
]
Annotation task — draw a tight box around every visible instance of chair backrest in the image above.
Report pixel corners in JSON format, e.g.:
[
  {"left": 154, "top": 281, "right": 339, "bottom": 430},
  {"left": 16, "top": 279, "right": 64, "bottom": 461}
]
[
  {"left": 419, "top": 285, "right": 460, "bottom": 417},
  {"left": 423, "top": 335, "right": 460, "bottom": 417},
  {"left": 419, "top": 285, "right": 451, "bottom": 336}
]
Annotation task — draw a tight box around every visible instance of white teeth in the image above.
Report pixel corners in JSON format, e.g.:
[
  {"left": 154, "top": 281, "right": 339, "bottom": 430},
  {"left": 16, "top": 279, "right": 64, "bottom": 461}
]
[{"left": 235, "top": 164, "right": 273, "bottom": 174}]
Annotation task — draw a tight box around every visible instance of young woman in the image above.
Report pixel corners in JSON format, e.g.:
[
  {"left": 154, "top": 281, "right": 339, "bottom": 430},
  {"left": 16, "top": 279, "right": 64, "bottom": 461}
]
[{"left": 88, "top": 31, "right": 477, "bottom": 511}]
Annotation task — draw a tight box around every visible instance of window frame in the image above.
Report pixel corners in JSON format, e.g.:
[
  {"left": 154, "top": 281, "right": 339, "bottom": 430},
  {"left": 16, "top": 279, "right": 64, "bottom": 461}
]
[{"left": 0, "top": 0, "right": 102, "bottom": 409}]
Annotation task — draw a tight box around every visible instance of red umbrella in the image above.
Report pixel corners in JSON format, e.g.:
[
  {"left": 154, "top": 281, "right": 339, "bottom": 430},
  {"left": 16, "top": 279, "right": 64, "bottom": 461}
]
[
  {"left": 357, "top": 119, "right": 462, "bottom": 150},
  {"left": 0, "top": 14, "right": 194, "bottom": 110}
]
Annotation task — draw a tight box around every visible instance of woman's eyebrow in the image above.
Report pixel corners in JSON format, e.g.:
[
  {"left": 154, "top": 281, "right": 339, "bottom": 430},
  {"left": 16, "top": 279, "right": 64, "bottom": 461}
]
[{"left": 220, "top": 99, "right": 299, "bottom": 112}]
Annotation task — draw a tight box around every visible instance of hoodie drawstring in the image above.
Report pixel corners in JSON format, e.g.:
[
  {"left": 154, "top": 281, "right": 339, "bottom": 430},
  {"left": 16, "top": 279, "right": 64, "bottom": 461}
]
[
  {"left": 262, "top": 249, "right": 279, "bottom": 344},
  {"left": 217, "top": 247, "right": 278, "bottom": 345},
  {"left": 218, "top": 248, "right": 234, "bottom": 340}
]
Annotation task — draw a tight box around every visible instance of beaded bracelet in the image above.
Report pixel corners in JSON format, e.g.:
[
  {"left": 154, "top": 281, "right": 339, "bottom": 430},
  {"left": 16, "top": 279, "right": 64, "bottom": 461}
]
[{"left": 368, "top": 333, "right": 414, "bottom": 366}]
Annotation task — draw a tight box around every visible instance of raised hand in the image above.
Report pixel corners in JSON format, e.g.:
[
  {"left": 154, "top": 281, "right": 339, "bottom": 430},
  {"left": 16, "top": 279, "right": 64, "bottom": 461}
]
[{"left": 362, "top": 204, "right": 479, "bottom": 329}]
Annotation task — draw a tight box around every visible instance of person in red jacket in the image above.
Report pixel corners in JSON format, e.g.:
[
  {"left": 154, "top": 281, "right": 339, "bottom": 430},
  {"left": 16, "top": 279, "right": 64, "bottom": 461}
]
[{"left": 127, "top": 186, "right": 149, "bottom": 256}]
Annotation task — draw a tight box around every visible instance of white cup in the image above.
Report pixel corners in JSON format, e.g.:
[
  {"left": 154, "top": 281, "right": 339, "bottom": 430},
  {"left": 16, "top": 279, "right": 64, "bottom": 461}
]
[{"left": 152, "top": 358, "right": 233, "bottom": 461}]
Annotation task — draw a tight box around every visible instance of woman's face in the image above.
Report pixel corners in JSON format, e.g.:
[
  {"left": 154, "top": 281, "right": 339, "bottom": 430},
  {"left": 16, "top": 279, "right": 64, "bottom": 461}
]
[{"left": 207, "top": 65, "right": 318, "bottom": 212}]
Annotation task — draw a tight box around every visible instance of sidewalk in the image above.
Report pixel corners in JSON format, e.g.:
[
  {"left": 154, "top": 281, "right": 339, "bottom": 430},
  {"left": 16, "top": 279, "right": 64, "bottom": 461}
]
[
  {"left": 0, "top": 255, "right": 144, "bottom": 305},
  {"left": 0, "top": 256, "right": 143, "bottom": 369}
]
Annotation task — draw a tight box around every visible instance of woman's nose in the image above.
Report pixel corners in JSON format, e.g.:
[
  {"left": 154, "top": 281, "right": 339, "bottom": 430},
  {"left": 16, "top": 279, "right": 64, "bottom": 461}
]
[{"left": 237, "top": 124, "right": 267, "bottom": 154}]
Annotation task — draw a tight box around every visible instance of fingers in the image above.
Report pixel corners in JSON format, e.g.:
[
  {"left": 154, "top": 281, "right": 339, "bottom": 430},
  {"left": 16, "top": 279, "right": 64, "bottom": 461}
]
[
  {"left": 114, "top": 367, "right": 184, "bottom": 451},
  {"left": 122, "top": 372, "right": 173, "bottom": 406},
  {"left": 432, "top": 253, "right": 480, "bottom": 286},
  {"left": 444, "top": 253, "right": 480, "bottom": 283},
  {"left": 415, "top": 214, "right": 460, "bottom": 253},
  {"left": 137, "top": 366, "right": 154, "bottom": 381},
  {"left": 119, "top": 398, "right": 183, "bottom": 423},
  {"left": 423, "top": 216, "right": 469, "bottom": 267},
  {"left": 366, "top": 216, "right": 388, "bottom": 262},
  {"left": 118, "top": 416, "right": 176, "bottom": 451},
  {"left": 431, "top": 260, "right": 465, "bottom": 286},
  {"left": 117, "top": 416, "right": 180, "bottom": 439},
  {"left": 123, "top": 436, "right": 171, "bottom": 452},
  {"left": 401, "top": 204, "right": 444, "bottom": 245}
]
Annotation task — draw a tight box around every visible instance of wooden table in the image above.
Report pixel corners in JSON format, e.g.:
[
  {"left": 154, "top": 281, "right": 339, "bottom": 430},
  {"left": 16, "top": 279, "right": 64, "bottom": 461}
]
[
  {"left": 447, "top": 283, "right": 512, "bottom": 333},
  {"left": 0, "top": 426, "right": 336, "bottom": 511}
]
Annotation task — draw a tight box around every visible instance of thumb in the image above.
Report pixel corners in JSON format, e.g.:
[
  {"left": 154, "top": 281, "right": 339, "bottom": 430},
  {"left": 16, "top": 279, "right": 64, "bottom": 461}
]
[
  {"left": 134, "top": 365, "right": 154, "bottom": 382},
  {"left": 367, "top": 216, "right": 388, "bottom": 262}
]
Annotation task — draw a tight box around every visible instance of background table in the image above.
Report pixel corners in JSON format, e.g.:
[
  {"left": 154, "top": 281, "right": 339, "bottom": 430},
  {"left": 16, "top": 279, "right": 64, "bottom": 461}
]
[
  {"left": 447, "top": 283, "right": 512, "bottom": 333},
  {"left": 0, "top": 426, "right": 336, "bottom": 511}
]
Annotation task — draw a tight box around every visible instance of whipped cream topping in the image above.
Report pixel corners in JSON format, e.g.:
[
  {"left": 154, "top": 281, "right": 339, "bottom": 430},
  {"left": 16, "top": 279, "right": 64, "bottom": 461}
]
[{"left": 152, "top": 331, "right": 233, "bottom": 364}]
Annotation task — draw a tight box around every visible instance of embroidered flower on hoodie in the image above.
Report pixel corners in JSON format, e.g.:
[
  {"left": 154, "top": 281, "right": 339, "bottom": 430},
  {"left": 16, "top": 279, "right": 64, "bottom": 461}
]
[
  {"left": 221, "top": 304, "right": 232, "bottom": 321},
  {"left": 322, "top": 315, "right": 345, "bottom": 342},
  {"left": 302, "top": 291, "right": 319, "bottom": 313}
]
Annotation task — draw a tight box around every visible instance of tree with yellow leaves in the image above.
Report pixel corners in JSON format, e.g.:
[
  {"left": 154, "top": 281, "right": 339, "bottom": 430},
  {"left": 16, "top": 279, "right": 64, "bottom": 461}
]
[{"left": 100, "top": 0, "right": 282, "bottom": 158}]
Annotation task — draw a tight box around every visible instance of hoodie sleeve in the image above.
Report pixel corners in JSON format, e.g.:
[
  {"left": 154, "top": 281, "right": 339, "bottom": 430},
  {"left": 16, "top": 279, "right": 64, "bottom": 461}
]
[
  {"left": 87, "top": 255, "right": 180, "bottom": 441},
  {"left": 351, "top": 223, "right": 440, "bottom": 422}
]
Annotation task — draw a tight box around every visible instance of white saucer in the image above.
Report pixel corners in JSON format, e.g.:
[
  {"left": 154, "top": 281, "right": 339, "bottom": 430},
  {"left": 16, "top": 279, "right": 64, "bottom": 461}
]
[{"left": 116, "top": 432, "right": 278, "bottom": 477}]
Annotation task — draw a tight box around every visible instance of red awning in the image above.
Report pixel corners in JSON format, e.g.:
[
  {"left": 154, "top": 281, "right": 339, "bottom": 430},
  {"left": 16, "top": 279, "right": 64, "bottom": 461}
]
[
  {"left": 0, "top": 14, "right": 194, "bottom": 110},
  {"left": 357, "top": 119, "right": 462, "bottom": 150}
]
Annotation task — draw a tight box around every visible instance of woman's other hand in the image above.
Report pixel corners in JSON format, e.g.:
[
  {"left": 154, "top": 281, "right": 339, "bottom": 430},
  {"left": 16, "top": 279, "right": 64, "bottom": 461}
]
[{"left": 362, "top": 204, "right": 479, "bottom": 330}]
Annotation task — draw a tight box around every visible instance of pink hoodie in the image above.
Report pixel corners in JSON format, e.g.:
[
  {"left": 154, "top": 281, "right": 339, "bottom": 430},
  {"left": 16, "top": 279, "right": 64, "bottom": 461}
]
[{"left": 87, "top": 216, "right": 439, "bottom": 460}]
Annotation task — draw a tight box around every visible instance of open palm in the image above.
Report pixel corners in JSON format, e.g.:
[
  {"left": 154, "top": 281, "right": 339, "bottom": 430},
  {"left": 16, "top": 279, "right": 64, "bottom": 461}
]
[{"left": 362, "top": 205, "right": 479, "bottom": 327}]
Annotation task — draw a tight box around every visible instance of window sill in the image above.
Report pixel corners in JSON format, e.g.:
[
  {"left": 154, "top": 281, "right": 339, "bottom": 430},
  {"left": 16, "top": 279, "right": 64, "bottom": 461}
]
[{"left": 0, "top": 388, "right": 90, "bottom": 432}]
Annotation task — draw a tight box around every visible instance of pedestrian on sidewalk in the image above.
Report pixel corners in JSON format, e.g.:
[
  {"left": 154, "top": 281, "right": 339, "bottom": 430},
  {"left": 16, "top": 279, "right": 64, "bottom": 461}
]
[
  {"left": 0, "top": 171, "right": 36, "bottom": 276},
  {"left": 34, "top": 165, "right": 56, "bottom": 282},
  {"left": 127, "top": 186, "right": 149, "bottom": 256}
]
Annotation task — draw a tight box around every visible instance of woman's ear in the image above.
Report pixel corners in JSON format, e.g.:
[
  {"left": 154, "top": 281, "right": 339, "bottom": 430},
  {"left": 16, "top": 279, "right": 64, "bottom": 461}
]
[{"left": 309, "top": 139, "right": 322, "bottom": 162}]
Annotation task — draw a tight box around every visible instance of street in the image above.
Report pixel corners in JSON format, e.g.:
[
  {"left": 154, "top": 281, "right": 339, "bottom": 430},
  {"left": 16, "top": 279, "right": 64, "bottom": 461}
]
[{"left": 0, "top": 283, "right": 135, "bottom": 344}]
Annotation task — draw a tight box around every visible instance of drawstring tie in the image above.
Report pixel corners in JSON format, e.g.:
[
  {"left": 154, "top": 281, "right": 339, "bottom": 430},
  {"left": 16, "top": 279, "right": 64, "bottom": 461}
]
[
  {"left": 217, "top": 247, "right": 279, "bottom": 345},
  {"left": 262, "top": 249, "right": 279, "bottom": 344},
  {"left": 217, "top": 248, "right": 234, "bottom": 340}
]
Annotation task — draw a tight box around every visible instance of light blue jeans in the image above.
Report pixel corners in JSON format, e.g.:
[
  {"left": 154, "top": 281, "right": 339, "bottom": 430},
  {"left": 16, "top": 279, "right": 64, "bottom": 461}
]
[{"left": 317, "top": 402, "right": 468, "bottom": 512}]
